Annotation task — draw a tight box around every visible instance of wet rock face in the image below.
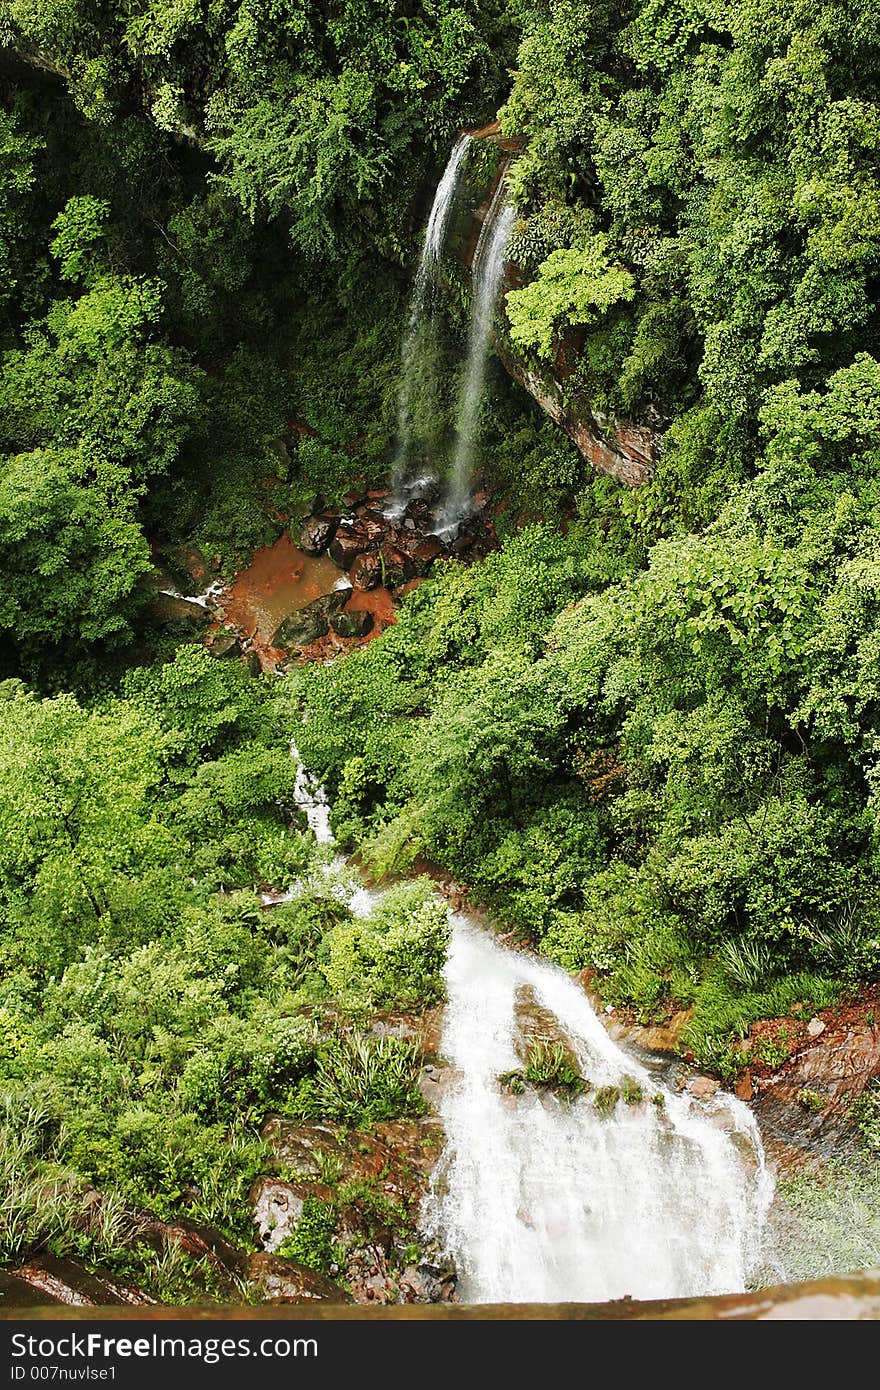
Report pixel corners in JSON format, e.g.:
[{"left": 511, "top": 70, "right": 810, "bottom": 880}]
[
  {"left": 496, "top": 341, "right": 659, "bottom": 488},
  {"left": 513, "top": 985, "right": 580, "bottom": 1073},
  {"left": 1, "top": 1255, "right": 155, "bottom": 1308},
  {"left": 750, "top": 990, "right": 880, "bottom": 1161},
  {"left": 300, "top": 514, "right": 338, "bottom": 556},
  {"left": 150, "top": 591, "right": 211, "bottom": 631},
  {"left": 350, "top": 550, "right": 383, "bottom": 590},
  {"left": 254, "top": 1116, "right": 454, "bottom": 1305},
  {"left": 0, "top": 1204, "right": 353, "bottom": 1310}
]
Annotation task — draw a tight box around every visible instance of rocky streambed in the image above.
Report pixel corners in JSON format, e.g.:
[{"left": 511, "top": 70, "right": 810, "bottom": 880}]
[{"left": 189, "top": 482, "right": 500, "bottom": 674}]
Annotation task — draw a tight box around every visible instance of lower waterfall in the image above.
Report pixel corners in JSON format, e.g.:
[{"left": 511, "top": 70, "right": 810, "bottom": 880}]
[{"left": 420, "top": 915, "right": 775, "bottom": 1303}]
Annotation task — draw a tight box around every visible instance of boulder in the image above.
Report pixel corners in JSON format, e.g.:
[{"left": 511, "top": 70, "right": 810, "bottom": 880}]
[
  {"left": 350, "top": 550, "right": 383, "bottom": 591},
  {"left": 300, "top": 514, "right": 338, "bottom": 556},
  {"left": 410, "top": 536, "right": 446, "bottom": 574},
  {"left": 151, "top": 592, "right": 211, "bottom": 631},
  {"left": 331, "top": 608, "right": 375, "bottom": 639},
  {"left": 271, "top": 589, "right": 350, "bottom": 650},
  {"left": 451, "top": 531, "right": 476, "bottom": 556},
  {"left": 7, "top": 1255, "right": 155, "bottom": 1307},
  {"left": 271, "top": 601, "right": 329, "bottom": 650},
  {"left": 686, "top": 1074, "right": 721, "bottom": 1100},
  {"left": 358, "top": 513, "right": 388, "bottom": 543},
  {"left": 246, "top": 1252, "right": 352, "bottom": 1303},
  {"left": 329, "top": 525, "right": 371, "bottom": 569},
  {"left": 204, "top": 630, "right": 241, "bottom": 659},
  {"left": 251, "top": 1176, "right": 307, "bottom": 1252},
  {"left": 154, "top": 542, "right": 209, "bottom": 591},
  {"left": 379, "top": 543, "right": 417, "bottom": 588}
]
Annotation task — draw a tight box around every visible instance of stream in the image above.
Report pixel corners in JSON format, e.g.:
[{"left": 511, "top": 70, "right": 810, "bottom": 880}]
[{"left": 290, "top": 754, "right": 776, "bottom": 1304}]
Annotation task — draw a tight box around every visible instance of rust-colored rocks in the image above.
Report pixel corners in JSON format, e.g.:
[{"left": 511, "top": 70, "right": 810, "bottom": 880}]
[
  {"left": 379, "top": 543, "right": 417, "bottom": 588},
  {"left": 409, "top": 536, "right": 446, "bottom": 574},
  {"left": 350, "top": 550, "right": 383, "bottom": 590},
  {"left": 329, "top": 524, "right": 371, "bottom": 569},
  {"left": 3, "top": 1255, "right": 155, "bottom": 1308},
  {"left": 751, "top": 989, "right": 880, "bottom": 1160},
  {"left": 211, "top": 481, "right": 496, "bottom": 669}
]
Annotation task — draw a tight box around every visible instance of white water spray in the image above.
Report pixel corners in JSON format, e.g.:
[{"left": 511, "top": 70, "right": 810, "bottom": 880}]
[
  {"left": 390, "top": 135, "right": 472, "bottom": 508},
  {"left": 438, "top": 188, "right": 515, "bottom": 532},
  {"left": 421, "top": 916, "right": 775, "bottom": 1303}
]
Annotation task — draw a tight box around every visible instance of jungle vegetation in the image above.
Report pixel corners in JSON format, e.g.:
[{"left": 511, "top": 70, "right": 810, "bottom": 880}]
[{"left": 1, "top": 0, "right": 879, "bottom": 1292}]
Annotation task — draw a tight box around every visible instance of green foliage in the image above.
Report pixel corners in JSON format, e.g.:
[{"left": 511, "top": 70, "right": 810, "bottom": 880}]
[
  {"left": 278, "top": 1196, "right": 340, "bottom": 1274},
  {"left": 296, "top": 1034, "right": 426, "bottom": 1126},
  {"left": 523, "top": 1041, "right": 584, "bottom": 1094},
  {"left": 506, "top": 236, "right": 636, "bottom": 360},
  {"left": 500, "top": 1040, "right": 585, "bottom": 1097},
  {"left": 0, "top": 649, "right": 365, "bottom": 1256},
  {"left": 853, "top": 1080, "right": 880, "bottom": 1153},
  {"left": 594, "top": 1085, "right": 620, "bottom": 1117},
  {"left": 620, "top": 1075, "right": 644, "bottom": 1105},
  {"left": 321, "top": 878, "right": 449, "bottom": 1011},
  {"left": 50, "top": 196, "right": 109, "bottom": 284}
]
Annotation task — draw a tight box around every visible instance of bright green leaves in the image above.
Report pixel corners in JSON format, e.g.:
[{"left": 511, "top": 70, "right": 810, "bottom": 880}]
[
  {"left": 505, "top": 236, "right": 636, "bottom": 360},
  {"left": 49, "top": 196, "right": 110, "bottom": 284},
  {"left": 0, "top": 447, "right": 152, "bottom": 645},
  {"left": 0, "top": 648, "right": 307, "bottom": 972},
  {"left": 0, "top": 267, "right": 203, "bottom": 654},
  {"left": 321, "top": 878, "right": 449, "bottom": 1011}
]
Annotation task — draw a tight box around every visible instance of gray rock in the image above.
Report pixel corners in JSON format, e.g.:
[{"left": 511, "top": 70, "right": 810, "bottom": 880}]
[
  {"left": 251, "top": 1176, "right": 307, "bottom": 1252},
  {"left": 272, "top": 605, "right": 329, "bottom": 650},
  {"left": 246, "top": 1251, "right": 352, "bottom": 1303},
  {"left": 300, "top": 515, "right": 338, "bottom": 555},
  {"left": 271, "top": 591, "right": 349, "bottom": 650}
]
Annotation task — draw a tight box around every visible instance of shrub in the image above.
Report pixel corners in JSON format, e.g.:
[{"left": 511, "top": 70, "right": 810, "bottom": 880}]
[
  {"left": 321, "top": 879, "right": 449, "bottom": 1011},
  {"left": 296, "top": 1035, "right": 425, "bottom": 1126}
]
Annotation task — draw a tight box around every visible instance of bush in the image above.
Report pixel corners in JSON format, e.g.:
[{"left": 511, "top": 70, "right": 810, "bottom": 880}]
[
  {"left": 321, "top": 879, "right": 449, "bottom": 1011},
  {"left": 295, "top": 1035, "right": 425, "bottom": 1126}
]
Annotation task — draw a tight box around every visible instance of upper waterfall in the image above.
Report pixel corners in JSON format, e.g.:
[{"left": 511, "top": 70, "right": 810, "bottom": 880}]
[
  {"left": 437, "top": 186, "right": 515, "bottom": 533},
  {"left": 389, "top": 134, "right": 472, "bottom": 509}
]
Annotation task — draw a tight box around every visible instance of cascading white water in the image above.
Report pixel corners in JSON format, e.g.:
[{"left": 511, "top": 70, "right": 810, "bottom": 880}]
[
  {"left": 287, "top": 752, "right": 775, "bottom": 1303},
  {"left": 421, "top": 916, "right": 775, "bottom": 1304},
  {"left": 438, "top": 188, "right": 515, "bottom": 532},
  {"left": 389, "top": 135, "right": 472, "bottom": 509}
]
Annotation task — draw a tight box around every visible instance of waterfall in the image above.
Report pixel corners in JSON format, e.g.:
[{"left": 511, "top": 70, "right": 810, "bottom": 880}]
[
  {"left": 437, "top": 185, "right": 515, "bottom": 533},
  {"left": 421, "top": 916, "right": 775, "bottom": 1303},
  {"left": 287, "top": 753, "right": 776, "bottom": 1305},
  {"left": 389, "top": 135, "right": 472, "bottom": 510}
]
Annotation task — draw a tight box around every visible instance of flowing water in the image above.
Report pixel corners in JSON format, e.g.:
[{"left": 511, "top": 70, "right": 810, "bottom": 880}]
[
  {"left": 420, "top": 916, "right": 775, "bottom": 1303},
  {"left": 288, "top": 755, "right": 775, "bottom": 1303},
  {"left": 438, "top": 190, "right": 516, "bottom": 533},
  {"left": 390, "top": 135, "right": 472, "bottom": 509}
]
